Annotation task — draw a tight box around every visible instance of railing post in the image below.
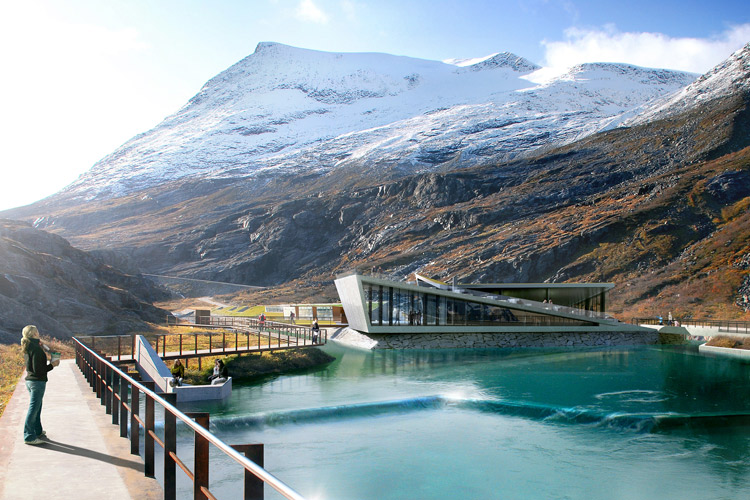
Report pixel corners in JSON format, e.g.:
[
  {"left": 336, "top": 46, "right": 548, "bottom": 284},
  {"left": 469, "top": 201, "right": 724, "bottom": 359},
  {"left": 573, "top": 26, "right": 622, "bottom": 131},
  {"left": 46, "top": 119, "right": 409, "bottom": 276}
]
[
  {"left": 84, "top": 349, "right": 92, "bottom": 387},
  {"left": 163, "top": 393, "right": 178, "bottom": 500},
  {"left": 96, "top": 357, "right": 103, "bottom": 399},
  {"left": 187, "top": 412, "right": 210, "bottom": 500},
  {"left": 131, "top": 383, "right": 140, "bottom": 456},
  {"left": 120, "top": 373, "right": 128, "bottom": 438},
  {"left": 144, "top": 381, "right": 156, "bottom": 478},
  {"left": 103, "top": 359, "right": 111, "bottom": 410},
  {"left": 111, "top": 371, "right": 119, "bottom": 424},
  {"left": 232, "top": 444, "right": 264, "bottom": 500}
]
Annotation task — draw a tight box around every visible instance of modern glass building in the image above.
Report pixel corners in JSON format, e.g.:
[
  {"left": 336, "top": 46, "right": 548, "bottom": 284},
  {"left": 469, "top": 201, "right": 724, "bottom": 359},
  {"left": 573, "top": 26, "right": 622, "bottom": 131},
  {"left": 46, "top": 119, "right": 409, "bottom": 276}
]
[{"left": 335, "top": 272, "right": 644, "bottom": 335}]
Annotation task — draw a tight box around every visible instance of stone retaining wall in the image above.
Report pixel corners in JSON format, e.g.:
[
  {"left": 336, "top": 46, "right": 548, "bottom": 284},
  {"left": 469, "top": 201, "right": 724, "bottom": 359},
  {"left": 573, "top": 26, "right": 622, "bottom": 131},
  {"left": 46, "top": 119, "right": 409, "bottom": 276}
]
[
  {"left": 698, "top": 343, "right": 750, "bottom": 362},
  {"left": 332, "top": 328, "right": 659, "bottom": 350}
]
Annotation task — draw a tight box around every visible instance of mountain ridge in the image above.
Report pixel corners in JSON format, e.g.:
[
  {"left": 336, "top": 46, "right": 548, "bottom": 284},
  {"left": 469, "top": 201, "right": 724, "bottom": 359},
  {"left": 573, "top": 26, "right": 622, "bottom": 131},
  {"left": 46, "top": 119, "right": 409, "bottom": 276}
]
[
  {"left": 3, "top": 42, "right": 750, "bottom": 321},
  {"left": 51, "top": 42, "right": 695, "bottom": 202}
]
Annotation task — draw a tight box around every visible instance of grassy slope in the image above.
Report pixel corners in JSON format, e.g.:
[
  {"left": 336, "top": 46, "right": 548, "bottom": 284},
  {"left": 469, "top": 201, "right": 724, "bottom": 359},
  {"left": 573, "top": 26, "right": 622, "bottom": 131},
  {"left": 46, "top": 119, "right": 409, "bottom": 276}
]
[{"left": 183, "top": 348, "right": 336, "bottom": 385}]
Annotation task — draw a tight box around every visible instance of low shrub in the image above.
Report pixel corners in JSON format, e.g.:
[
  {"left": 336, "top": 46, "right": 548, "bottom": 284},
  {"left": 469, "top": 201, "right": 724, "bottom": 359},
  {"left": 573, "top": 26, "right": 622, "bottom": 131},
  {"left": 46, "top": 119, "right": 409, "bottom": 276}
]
[
  {"left": 706, "top": 336, "right": 750, "bottom": 349},
  {"left": 180, "top": 348, "right": 336, "bottom": 385}
]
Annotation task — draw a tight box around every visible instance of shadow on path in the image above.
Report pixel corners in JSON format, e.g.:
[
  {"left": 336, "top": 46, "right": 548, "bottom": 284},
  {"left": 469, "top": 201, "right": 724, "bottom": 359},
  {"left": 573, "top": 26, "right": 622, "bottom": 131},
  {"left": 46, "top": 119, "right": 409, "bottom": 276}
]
[{"left": 40, "top": 439, "right": 144, "bottom": 472}]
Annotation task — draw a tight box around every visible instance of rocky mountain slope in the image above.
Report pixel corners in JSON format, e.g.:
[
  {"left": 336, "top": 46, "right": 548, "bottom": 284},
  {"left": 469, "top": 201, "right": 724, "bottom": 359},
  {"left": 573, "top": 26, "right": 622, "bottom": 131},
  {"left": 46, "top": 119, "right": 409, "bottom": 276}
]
[
  {"left": 0, "top": 219, "right": 172, "bottom": 344},
  {"left": 3, "top": 43, "right": 750, "bottom": 321}
]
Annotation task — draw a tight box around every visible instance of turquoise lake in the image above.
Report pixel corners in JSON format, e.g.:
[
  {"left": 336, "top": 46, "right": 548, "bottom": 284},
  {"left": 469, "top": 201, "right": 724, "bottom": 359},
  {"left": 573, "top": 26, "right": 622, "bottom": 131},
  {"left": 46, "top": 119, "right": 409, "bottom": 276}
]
[{"left": 169, "top": 343, "right": 750, "bottom": 499}]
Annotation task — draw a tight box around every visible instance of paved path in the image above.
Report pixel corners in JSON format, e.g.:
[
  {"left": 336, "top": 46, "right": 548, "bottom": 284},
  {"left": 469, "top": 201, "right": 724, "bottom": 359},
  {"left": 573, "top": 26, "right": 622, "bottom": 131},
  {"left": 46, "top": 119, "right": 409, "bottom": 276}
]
[{"left": 0, "top": 360, "right": 162, "bottom": 500}]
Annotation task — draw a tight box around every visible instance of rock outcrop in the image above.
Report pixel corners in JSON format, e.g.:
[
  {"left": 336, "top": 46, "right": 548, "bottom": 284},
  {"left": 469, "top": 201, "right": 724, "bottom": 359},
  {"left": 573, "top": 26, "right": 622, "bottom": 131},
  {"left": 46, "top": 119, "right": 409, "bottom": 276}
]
[{"left": 0, "top": 219, "right": 173, "bottom": 344}]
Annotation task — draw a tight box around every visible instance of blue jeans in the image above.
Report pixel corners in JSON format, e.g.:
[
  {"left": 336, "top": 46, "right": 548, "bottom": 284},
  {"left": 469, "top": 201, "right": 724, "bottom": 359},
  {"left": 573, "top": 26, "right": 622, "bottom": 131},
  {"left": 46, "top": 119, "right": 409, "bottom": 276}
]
[{"left": 24, "top": 380, "right": 46, "bottom": 441}]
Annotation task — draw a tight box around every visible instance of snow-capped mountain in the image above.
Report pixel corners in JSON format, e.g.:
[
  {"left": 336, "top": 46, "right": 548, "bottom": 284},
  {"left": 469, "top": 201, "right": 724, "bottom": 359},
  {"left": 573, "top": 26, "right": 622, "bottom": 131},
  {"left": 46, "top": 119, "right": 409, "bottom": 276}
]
[
  {"left": 626, "top": 42, "right": 750, "bottom": 126},
  {"left": 63, "top": 42, "right": 696, "bottom": 200}
]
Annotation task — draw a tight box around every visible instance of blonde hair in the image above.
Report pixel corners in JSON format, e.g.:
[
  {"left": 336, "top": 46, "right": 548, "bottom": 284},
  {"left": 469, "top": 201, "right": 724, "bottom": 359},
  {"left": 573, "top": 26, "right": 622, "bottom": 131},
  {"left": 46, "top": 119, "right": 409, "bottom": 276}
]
[{"left": 21, "top": 325, "right": 39, "bottom": 353}]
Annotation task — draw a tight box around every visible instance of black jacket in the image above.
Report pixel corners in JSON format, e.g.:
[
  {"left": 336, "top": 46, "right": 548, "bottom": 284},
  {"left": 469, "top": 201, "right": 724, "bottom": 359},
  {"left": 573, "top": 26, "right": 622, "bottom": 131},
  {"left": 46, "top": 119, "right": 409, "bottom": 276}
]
[{"left": 25, "top": 338, "right": 53, "bottom": 381}]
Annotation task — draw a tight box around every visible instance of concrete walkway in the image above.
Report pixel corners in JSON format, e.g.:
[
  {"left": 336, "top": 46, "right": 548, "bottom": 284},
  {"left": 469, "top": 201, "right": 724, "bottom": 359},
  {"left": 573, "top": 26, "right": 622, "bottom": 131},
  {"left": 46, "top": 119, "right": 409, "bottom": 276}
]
[{"left": 0, "top": 359, "right": 162, "bottom": 499}]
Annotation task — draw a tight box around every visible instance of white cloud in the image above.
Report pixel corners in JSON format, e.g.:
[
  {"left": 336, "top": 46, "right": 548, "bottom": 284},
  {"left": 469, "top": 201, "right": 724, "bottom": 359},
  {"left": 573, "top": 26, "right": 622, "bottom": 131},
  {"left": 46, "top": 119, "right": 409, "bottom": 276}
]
[
  {"left": 296, "top": 0, "right": 329, "bottom": 24},
  {"left": 541, "top": 24, "right": 750, "bottom": 74}
]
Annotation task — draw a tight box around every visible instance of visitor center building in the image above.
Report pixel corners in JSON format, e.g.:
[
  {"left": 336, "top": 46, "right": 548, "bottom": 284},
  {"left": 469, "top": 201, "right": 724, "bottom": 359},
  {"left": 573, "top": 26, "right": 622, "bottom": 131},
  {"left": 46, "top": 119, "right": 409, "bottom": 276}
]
[{"left": 333, "top": 272, "right": 655, "bottom": 349}]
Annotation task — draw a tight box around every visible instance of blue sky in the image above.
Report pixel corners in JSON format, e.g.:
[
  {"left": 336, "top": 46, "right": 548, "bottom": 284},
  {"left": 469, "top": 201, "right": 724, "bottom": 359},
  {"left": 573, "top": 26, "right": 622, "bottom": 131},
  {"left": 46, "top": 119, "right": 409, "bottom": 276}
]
[{"left": 1, "top": 0, "right": 748, "bottom": 211}]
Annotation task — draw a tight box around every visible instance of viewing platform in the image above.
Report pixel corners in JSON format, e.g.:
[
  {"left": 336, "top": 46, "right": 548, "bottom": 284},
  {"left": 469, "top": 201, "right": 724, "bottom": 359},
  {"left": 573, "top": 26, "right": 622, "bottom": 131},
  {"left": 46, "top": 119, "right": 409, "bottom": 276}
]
[
  {"left": 81, "top": 317, "right": 328, "bottom": 366},
  {"left": 0, "top": 360, "right": 162, "bottom": 499},
  {"left": 2, "top": 338, "right": 309, "bottom": 500}
]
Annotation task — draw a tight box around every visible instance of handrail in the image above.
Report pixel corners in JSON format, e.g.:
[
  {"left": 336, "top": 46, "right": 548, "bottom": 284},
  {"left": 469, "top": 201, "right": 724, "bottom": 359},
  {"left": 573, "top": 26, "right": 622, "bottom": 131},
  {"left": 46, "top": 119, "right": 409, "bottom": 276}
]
[
  {"left": 76, "top": 325, "right": 328, "bottom": 362},
  {"left": 632, "top": 317, "right": 750, "bottom": 334},
  {"left": 74, "top": 337, "right": 308, "bottom": 500}
]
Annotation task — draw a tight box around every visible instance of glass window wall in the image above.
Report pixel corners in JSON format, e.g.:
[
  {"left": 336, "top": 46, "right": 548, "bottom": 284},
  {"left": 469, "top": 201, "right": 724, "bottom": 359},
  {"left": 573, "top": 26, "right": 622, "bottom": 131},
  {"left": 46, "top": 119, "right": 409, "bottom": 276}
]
[{"left": 364, "top": 282, "right": 594, "bottom": 328}]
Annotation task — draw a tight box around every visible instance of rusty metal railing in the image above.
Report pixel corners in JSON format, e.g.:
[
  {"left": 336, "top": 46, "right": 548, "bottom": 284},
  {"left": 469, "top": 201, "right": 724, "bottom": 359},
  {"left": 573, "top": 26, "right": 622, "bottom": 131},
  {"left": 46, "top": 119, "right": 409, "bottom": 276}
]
[
  {"left": 74, "top": 337, "right": 307, "bottom": 500},
  {"left": 75, "top": 325, "right": 328, "bottom": 363}
]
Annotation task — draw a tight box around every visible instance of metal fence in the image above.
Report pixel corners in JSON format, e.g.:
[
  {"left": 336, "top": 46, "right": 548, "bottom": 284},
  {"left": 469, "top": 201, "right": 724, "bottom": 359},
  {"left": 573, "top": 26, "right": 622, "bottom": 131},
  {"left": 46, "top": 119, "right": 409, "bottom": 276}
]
[
  {"left": 632, "top": 318, "right": 750, "bottom": 334},
  {"left": 76, "top": 323, "right": 327, "bottom": 363},
  {"left": 74, "top": 337, "right": 307, "bottom": 500}
]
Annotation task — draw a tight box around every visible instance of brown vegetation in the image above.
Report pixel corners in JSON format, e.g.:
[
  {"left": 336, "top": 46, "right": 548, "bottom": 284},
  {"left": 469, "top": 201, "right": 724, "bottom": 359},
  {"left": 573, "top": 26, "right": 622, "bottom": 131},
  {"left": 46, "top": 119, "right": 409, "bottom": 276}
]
[
  {"left": 705, "top": 336, "right": 750, "bottom": 350},
  {"left": 182, "top": 348, "right": 336, "bottom": 385}
]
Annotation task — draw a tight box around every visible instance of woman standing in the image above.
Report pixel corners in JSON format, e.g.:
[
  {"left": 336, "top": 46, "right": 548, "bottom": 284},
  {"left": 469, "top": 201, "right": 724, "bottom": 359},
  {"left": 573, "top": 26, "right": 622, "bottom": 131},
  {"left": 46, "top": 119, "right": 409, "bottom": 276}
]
[{"left": 22, "top": 325, "right": 59, "bottom": 445}]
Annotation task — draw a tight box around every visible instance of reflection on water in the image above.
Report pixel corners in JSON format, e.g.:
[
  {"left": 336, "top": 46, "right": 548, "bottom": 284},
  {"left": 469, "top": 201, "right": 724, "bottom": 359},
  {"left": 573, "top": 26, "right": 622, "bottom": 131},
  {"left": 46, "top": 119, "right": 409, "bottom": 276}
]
[{"left": 177, "top": 344, "right": 750, "bottom": 500}]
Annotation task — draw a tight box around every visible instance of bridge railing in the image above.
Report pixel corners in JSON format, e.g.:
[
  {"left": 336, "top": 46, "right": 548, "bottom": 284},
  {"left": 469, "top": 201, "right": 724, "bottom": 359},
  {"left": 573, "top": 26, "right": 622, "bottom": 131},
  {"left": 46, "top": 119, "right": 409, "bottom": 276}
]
[
  {"left": 76, "top": 326, "right": 327, "bottom": 362},
  {"left": 633, "top": 317, "right": 750, "bottom": 334},
  {"left": 74, "top": 337, "right": 307, "bottom": 500}
]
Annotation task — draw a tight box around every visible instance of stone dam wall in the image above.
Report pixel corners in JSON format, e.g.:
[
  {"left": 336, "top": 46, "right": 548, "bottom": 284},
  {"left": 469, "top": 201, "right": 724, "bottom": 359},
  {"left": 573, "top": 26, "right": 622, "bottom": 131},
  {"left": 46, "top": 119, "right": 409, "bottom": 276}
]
[{"left": 332, "top": 328, "right": 660, "bottom": 350}]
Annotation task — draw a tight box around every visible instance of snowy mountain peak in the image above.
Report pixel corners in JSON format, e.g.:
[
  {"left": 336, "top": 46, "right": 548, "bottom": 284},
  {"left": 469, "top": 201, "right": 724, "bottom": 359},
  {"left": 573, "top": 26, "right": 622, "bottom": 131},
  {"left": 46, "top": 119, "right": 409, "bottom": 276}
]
[
  {"left": 557, "top": 62, "right": 697, "bottom": 86},
  {"left": 448, "top": 52, "right": 540, "bottom": 73},
  {"left": 627, "top": 42, "right": 750, "bottom": 125},
  {"left": 60, "top": 43, "right": 703, "bottom": 201}
]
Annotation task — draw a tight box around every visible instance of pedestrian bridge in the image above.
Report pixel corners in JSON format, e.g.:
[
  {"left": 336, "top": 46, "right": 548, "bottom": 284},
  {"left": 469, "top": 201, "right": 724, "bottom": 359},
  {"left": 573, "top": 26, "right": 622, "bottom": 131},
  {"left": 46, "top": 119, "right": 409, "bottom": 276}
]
[
  {"left": 78, "top": 316, "right": 327, "bottom": 367},
  {"left": 636, "top": 318, "right": 750, "bottom": 340}
]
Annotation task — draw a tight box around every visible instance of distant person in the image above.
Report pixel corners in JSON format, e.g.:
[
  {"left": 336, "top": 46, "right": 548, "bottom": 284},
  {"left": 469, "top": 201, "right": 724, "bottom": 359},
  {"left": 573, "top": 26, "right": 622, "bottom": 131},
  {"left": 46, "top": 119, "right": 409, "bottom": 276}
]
[
  {"left": 312, "top": 319, "right": 320, "bottom": 343},
  {"left": 22, "top": 325, "right": 59, "bottom": 445},
  {"left": 209, "top": 359, "right": 228, "bottom": 385},
  {"left": 170, "top": 359, "right": 185, "bottom": 387},
  {"left": 668, "top": 312, "right": 673, "bottom": 326},
  {"left": 290, "top": 311, "right": 296, "bottom": 324},
  {"left": 658, "top": 316, "right": 663, "bottom": 325},
  {"left": 258, "top": 313, "right": 266, "bottom": 329}
]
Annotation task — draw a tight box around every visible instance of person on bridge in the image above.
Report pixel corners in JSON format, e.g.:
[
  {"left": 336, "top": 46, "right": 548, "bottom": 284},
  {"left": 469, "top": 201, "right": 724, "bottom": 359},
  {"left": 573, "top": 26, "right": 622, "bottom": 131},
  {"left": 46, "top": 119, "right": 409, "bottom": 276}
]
[
  {"left": 312, "top": 319, "right": 320, "bottom": 343},
  {"left": 209, "top": 359, "right": 229, "bottom": 385},
  {"left": 21, "top": 325, "right": 59, "bottom": 445}
]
